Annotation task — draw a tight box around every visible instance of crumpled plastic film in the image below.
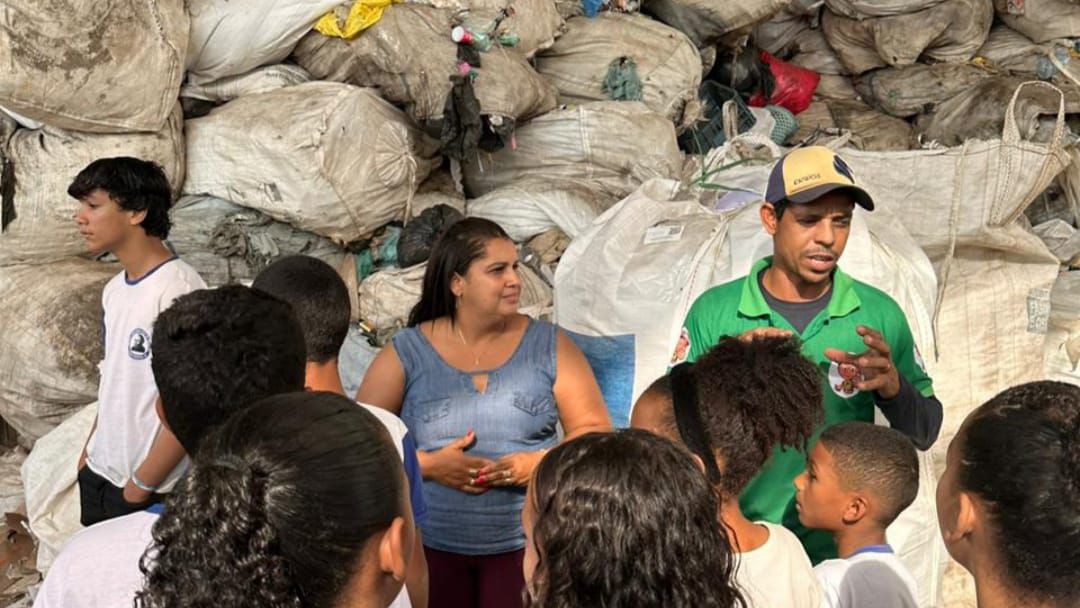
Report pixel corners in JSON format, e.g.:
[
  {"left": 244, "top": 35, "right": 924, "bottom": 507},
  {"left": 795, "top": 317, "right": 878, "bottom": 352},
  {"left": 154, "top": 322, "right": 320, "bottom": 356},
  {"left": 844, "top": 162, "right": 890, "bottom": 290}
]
[{"left": 316, "top": 0, "right": 401, "bottom": 39}]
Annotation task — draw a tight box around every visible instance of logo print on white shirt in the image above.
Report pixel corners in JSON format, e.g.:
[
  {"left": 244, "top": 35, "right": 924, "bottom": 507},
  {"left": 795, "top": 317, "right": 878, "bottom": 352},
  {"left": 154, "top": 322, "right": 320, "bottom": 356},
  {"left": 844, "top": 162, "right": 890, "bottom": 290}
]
[
  {"left": 128, "top": 328, "right": 150, "bottom": 360},
  {"left": 828, "top": 360, "right": 861, "bottom": 399}
]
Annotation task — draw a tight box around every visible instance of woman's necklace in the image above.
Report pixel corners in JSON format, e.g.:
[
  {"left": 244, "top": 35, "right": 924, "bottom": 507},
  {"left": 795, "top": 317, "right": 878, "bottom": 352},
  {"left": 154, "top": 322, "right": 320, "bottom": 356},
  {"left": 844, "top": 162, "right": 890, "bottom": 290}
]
[{"left": 455, "top": 320, "right": 507, "bottom": 368}]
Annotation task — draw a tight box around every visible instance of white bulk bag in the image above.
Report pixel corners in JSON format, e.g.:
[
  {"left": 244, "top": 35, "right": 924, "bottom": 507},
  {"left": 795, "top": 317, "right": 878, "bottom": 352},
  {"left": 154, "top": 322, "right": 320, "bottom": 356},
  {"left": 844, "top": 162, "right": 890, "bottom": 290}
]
[{"left": 184, "top": 82, "right": 438, "bottom": 244}]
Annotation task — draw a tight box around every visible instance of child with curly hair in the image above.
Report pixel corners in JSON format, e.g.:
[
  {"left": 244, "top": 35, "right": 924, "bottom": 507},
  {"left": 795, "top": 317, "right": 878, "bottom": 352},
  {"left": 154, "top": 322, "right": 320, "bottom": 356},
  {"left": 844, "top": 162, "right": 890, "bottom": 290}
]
[{"left": 631, "top": 335, "right": 824, "bottom": 608}]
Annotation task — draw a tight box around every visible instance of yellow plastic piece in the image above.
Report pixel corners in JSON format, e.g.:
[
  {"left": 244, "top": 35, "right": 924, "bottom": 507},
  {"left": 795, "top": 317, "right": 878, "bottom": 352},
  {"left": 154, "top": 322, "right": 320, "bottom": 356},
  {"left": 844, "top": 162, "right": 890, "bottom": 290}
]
[{"left": 315, "top": 0, "right": 401, "bottom": 39}]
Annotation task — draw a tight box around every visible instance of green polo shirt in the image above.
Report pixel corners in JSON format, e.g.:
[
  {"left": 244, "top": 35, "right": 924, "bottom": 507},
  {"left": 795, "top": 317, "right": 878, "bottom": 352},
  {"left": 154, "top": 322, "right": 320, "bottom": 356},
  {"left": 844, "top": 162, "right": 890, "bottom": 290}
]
[{"left": 680, "top": 257, "right": 934, "bottom": 563}]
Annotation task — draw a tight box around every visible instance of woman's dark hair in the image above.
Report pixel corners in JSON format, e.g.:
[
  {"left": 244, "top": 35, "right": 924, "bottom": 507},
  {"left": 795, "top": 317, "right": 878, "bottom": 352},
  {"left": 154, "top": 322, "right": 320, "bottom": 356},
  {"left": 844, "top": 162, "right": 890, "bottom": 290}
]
[
  {"left": 67, "top": 156, "right": 173, "bottom": 239},
  {"left": 955, "top": 381, "right": 1080, "bottom": 605},
  {"left": 527, "top": 429, "right": 745, "bottom": 608},
  {"left": 136, "top": 392, "right": 405, "bottom": 608},
  {"left": 407, "top": 217, "right": 511, "bottom": 327},
  {"left": 661, "top": 336, "right": 823, "bottom": 499}
]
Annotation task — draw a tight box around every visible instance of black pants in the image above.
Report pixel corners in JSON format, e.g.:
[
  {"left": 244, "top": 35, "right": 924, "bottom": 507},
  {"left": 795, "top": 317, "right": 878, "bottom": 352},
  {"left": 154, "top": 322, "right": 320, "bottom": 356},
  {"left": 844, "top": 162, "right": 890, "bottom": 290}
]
[{"left": 77, "top": 466, "right": 161, "bottom": 527}]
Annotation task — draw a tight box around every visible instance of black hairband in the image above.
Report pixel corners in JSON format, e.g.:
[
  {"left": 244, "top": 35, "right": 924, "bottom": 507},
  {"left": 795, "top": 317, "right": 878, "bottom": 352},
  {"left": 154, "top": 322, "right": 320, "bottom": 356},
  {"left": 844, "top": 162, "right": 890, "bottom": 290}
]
[{"left": 670, "top": 363, "right": 722, "bottom": 485}]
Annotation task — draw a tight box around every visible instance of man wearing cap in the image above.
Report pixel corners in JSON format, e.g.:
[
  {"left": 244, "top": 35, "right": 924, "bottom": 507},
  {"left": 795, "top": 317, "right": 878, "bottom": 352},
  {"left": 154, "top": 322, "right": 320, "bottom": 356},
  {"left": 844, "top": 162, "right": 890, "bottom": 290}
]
[{"left": 674, "top": 146, "right": 942, "bottom": 563}]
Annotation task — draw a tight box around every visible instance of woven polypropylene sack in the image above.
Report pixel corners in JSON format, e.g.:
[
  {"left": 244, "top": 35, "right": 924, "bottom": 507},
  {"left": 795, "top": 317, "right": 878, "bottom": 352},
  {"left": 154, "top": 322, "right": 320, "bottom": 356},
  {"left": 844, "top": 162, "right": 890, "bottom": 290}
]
[
  {"left": 821, "top": 0, "right": 993, "bottom": 75},
  {"left": 184, "top": 82, "right": 438, "bottom": 244},
  {"left": 535, "top": 13, "right": 703, "bottom": 129},
  {"left": 994, "top": 0, "right": 1080, "bottom": 42},
  {"left": 292, "top": 4, "right": 557, "bottom": 127},
  {"left": 642, "top": 0, "right": 793, "bottom": 48},
  {"left": 0, "top": 0, "right": 187, "bottom": 133},
  {"left": 0, "top": 106, "right": 185, "bottom": 267},
  {"left": 404, "top": 0, "right": 565, "bottom": 57},
  {"left": 855, "top": 64, "right": 992, "bottom": 118},
  {"left": 462, "top": 102, "right": 683, "bottom": 199},
  {"left": 467, "top": 180, "right": 618, "bottom": 241},
  {"left": 0, "top": 260, "right": 116, "bottom": 444}
]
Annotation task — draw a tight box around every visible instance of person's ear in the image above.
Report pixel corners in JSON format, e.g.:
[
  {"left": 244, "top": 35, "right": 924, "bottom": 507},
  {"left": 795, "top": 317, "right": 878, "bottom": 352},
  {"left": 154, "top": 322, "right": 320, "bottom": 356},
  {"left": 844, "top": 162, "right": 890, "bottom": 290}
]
[
  {"left": 760, "top": 203, "right": 779, "bottom": 236},
  {"left": 689, "top": 453, "right": 707, "bottom": 474},
  {"left": 842, "top": 494, "right": 869, "bottom": 525},
  {"left": 450, "top": 273, "right": 465, "bottom": 298},
  {"left": 941, "top": 491, "right": 977, "bottom": 544},
  {"left": 378, "top": 516, "right": 410, "bottom": 583},
  {"left": 128, "top": 208, "right": 148, "bottom": 227}
]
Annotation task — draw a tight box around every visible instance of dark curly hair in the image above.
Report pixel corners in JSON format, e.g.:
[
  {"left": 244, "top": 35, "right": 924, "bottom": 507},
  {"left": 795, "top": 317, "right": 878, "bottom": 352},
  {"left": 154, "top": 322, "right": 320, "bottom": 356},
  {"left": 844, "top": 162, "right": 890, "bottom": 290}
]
[
  {"left": 955, "top": 380, "right": 1080, "bottom": 605},
  {"left": 67, "top": 156, "right": 173, "bottom": 239},
  {"left": 151, "top": 285, "right": 307, "bottom": 453},
  {"left": 646, "top": 335, "right": 823, "bottom": 498},
  {"left": 526, "top": 429, "right": 746, "bottom": 608},
  {"left": 136, "top": 392, "right": 406, "bottom": 608}
]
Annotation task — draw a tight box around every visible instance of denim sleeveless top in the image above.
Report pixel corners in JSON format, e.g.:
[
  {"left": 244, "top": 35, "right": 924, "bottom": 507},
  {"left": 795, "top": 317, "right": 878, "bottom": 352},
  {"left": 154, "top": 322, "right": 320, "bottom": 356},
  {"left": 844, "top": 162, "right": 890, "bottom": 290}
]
[{"left": 393, "top": 318, "right": 559, "bottom": 555}]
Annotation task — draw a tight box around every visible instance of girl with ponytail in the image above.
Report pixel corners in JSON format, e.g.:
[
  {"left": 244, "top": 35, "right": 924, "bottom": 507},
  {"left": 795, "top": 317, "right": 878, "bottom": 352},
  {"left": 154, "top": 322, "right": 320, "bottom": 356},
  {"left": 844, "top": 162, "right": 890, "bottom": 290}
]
[
  {"left": 936, "top": 381, "right": 1080, "bottom": 608},
  {"left": 136, "top": 392, "right": 415, "bottom": 608},
  {"left": 630, "top": 335, "right": 825, "bottom": 608}
]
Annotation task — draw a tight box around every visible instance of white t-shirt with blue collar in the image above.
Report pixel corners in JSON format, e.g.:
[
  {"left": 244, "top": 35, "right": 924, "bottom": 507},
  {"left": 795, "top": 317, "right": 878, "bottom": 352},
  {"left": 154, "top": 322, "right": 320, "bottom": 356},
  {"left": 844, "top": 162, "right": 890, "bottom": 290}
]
[{"left": 85, "top": 256, "right": 205, "bottom": 491}]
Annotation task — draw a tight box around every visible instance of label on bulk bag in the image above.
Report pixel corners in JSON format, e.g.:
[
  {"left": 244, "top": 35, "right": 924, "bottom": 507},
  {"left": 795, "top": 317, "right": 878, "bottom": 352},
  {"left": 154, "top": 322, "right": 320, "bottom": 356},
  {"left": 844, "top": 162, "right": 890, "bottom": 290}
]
[
  {"left": 1027, "top": 287, "right": 1051, "bottom": 334},
  {"left": 643, "top": 224, "right": 685, "bottom": 245}
]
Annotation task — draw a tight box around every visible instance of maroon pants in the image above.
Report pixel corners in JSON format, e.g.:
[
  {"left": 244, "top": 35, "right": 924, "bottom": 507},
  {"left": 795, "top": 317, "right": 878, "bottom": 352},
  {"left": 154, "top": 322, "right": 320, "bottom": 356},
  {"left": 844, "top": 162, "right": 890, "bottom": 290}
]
[{"left": 425, "top": 545, "right": 526, "bottom": 608}]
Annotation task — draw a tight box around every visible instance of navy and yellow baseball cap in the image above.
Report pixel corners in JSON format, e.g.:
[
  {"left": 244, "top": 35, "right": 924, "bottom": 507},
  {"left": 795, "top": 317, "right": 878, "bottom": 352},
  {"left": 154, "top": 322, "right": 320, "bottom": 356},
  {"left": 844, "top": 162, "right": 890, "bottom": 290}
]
[{"left": 765, "top": 146, "right": 874, "bottom": 211}]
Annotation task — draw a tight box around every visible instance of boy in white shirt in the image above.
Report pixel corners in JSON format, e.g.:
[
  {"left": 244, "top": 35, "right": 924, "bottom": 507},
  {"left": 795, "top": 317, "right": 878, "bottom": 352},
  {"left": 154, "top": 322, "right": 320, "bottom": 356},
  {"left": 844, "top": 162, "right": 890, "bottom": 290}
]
[
  {"left": 795, "top": 421, "right": 920, "bottom": 608},
  {"left": 631, "top": 335, "right": 823, "bottom": 608},
  {"left": 70, "top": 157, "right": 206, "bottom": 526}
]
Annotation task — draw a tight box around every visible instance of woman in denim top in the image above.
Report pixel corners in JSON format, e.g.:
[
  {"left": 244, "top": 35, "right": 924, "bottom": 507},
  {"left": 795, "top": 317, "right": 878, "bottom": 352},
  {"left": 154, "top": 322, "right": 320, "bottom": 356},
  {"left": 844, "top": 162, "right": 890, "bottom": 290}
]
[{"left": 357, "top": 218, "right": 610, "bottom": 608}]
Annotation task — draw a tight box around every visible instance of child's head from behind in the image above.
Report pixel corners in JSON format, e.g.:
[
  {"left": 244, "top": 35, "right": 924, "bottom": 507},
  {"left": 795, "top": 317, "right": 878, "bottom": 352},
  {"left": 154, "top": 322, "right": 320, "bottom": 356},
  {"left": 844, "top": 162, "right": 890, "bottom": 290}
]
[
  {"left": 630, "top": 335, "right": 823, "bottom": 500},
  {"left": 795, "top": 422, "right": 917, "bottom": 534},
  {"left": 69, "top": 157, "right": 172, "bottom": 253},
  {"left": 137, "top": 392, "right": 414, "bottom": 608},
  {"left": 937, "top": 381, "right": 1079, "bottom": 606},
  {"left": 151, "top": 285, "right": 307, "bottom": 454},
  {"left": 522, "top": 429, "right": 744, "bottom": 608},
  {"left": 252, "top": 255, "right": 350, "bottom": 365}
]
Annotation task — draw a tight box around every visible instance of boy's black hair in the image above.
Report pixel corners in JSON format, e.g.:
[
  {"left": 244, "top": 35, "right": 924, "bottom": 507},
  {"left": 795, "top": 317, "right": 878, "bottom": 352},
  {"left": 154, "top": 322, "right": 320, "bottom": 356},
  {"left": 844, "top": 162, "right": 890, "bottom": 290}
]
[
  {"left": 644, "top": 336, "right": 823, "bottom": 498},
  {"left": 67, "top": 157, "right": 173, "bottom": 239},
  {"left": 958, "top": 381, "right": 1080, "bottom": 604},
  {"left": 819, "top": 421, "right": 918, "bottom": 527},
  {"left": 150, "top": 285, "right": 307, "bottom": 453},
  {"left": 251, "top": 255, "right": 349, "bottom": 364}
]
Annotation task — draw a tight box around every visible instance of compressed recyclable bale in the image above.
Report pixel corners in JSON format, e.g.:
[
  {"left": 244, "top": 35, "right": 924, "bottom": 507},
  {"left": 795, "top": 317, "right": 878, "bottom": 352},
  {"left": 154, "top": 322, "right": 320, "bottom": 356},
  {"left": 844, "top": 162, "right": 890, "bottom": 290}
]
[
  {"left": 0, "top": 106, "right": 185, "bottom": 267},
  {"left": 754, "top": 7, "right": 813, "bottom": 56},
  {"left": 467, "top": 180, "right": 617, "bottom": 241},
  {"left": 180, "top": 65, "right": 313, "bottom": 104},
  {"left": 0, "top": 260, "right": 117, "bottom": 443},
  {"left": 915, "top": 77, "right": 1072, "bottom": 147},
  {"left": 828, "top": 100, "right": 916, "bottom": 150},
  {"left": 821, "top": 0, "right": 993, "bottom": 75},
  {"left": 975, "top": 24, "right": 1058, "bottom": 75},
  {"left": 0, "top": 0, "right": 187, "bottom": 133},
  {"left": 825, "top": 0, "right": 948, "bottom": 18},
  {"left": 814, "top": 74, "right": 859, "bottom": 100},
  {"left": 411, "top": 168, "right": 467, "bottom": 217},
  {"left": 292, "top": 5, "right": 557, "bottom": 131},
  {"left": 359, "top": 262, "right": 552, "bottom": 342},
  {"left": 184, "top": 82, "right": 438, "bottom": 245},
  {"left": 856, "top": 64, "right": 992, "bottom": 118},
  {"left": 168, "top": 195, "right": 348, "bottom": 287},
  {"left": 787, "top": 100, "right": 838, "bottom": 143},
  {"left": 535, "top": 13, "right": 703, "bottom": 128},
  {"left": 642, "top": 0, "right": 793, "bottom": 48},
  {"left": 788, "top": 28, "right": 848, "bottom": 75},
  {"left": 463, "top": 102, "right": 683, "bottom": 198},
  {"left": 994, "top": 0, "right": 1080, "bottom": 43},
  {"left": 406, "top": 0, "right": 565, "bottom": 57},
  {"left": 185, "top": 0, "right": 342, "bottom": 85}
]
